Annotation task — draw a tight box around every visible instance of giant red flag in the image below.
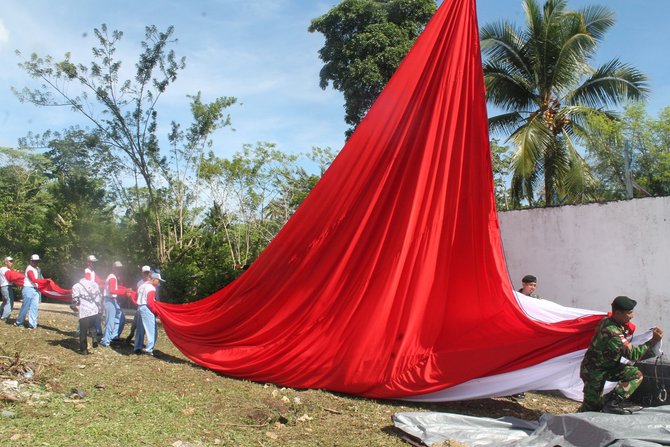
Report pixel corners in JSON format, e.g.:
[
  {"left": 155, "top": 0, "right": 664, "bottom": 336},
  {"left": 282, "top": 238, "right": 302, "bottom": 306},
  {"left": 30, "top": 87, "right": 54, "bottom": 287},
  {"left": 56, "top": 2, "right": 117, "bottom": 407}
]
[{"left": 152, "top": 0, "right": 600, "bottom": 399}]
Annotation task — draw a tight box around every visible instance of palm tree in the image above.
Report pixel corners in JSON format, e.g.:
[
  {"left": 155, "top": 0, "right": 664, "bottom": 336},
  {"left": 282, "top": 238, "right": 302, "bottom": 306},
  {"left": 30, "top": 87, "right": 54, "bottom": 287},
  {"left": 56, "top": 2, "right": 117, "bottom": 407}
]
[{"left": 481, "top": 0, "right": 648, "bottom": 206}]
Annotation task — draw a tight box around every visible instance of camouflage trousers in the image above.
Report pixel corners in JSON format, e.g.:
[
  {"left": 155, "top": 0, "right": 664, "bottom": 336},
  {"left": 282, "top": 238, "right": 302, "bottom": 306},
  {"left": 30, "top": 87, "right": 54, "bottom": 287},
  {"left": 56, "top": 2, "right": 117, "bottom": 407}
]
[{"left": 578, "top": 365, "right": 643, "bottom": 412}]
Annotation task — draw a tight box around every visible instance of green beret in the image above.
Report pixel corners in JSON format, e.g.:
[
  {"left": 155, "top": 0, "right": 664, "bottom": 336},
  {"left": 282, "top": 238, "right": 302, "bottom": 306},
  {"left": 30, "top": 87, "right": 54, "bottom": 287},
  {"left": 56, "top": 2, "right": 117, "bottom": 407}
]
[
  {"left": 522, "top": 275, "right": 537, "bottom": 283},
  {"left": 612, "top": 295, "right": 637, "bottom": 311}
]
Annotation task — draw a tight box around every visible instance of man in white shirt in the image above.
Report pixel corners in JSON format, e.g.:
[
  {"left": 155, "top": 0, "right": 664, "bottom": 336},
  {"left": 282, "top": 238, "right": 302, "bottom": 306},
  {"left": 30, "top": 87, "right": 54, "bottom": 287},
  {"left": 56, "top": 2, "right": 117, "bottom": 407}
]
[
  {"left": 71, "top": 277, "right": 103, "bottom": 355},
  {"left": 126, "top": 265, "right": 152, "bottom": 345},
  {"left": 0, "top": 256, "right": 15, "bottom": 321},
  {"left": 134, "top": 272, "right": 163, "bottom": 356},
  {"left": 16, "top": 254, "right": 42, "bottom": 329},
  {"left": 84, "top": 255, "right": 98, "bottom": 281},
  {"left": 83, "top": 255, "right": 103, "bottom": 340},
  {"left": 101, "top": 261, "right": 127, "bottom": 346}
]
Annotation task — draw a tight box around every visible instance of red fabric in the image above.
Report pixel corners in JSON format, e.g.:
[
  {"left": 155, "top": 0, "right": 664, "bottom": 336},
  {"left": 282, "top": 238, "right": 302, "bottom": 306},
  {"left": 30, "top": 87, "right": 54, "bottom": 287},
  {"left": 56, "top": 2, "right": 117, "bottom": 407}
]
[
  {"left": 85, "top": 270, "right": 105, "bottom": 289},
  {"left": 108, "top": 276, "right": 117, "bottom": 294},
  {"left": 152, "top": 0, "right": 601, "bottom": 398},
  {"left": 95, "top": 275, "right": 105, "bottom": 290},
  {"left": 607, "top": 312, "right": 636, "bottom": 336},
  {"left": 27, "top": 269, "right": 38, "bottom": 283},
  {"left": 128, "top": 290, "right": 138, "bottom": 305},
  {"left": 37, "top": 278, "right": 72, "bottom": 302},
  {"left": 147, "top": 290, "right": 156, "bottom": 307},
  {"left": 107, "top": 277, "right": 130, "bottom": 297},
  {"left": 4, "top": 271, "right": 72, "bottom": 302},
  {"left": 4, "top": 270, "right": 25, "bottom": 287},
  {"left": 117, "top": 285, "right": 130, "bottom": 297}
]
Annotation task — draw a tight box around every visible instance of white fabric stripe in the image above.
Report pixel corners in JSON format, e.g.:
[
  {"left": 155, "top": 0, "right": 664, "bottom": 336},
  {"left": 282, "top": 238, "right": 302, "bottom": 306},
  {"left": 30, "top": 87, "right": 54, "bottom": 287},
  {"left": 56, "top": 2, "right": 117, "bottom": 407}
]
[{"left": 402, "top": 292, "right": 607, "bottom": 402}]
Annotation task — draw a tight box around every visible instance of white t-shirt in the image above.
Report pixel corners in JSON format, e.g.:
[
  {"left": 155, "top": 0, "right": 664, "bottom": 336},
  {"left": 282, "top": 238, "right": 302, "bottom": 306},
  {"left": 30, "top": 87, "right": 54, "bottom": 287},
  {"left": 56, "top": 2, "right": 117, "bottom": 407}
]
[
  {"left": 0, "top": 266, "right": 9, "bottom": 287},
  {"left": 136, "top": 282, "right": 156, "bottom": 306},
  {"left": 23, "top": 265, "right": 40, "bottom": 288},
  {"left": 72, "top": 279, "right": 102, "bottom": 319}
]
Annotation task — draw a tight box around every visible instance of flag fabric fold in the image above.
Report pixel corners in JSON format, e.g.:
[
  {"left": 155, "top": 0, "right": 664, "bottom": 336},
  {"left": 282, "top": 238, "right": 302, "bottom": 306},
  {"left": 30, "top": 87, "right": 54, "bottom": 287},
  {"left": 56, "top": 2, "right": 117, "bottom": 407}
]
[
  {"left": 4, "top": 270, "right": 73, "bottom": 302},
  {"left": 151, "top": 0, "right": 601, "bottom": 399}
]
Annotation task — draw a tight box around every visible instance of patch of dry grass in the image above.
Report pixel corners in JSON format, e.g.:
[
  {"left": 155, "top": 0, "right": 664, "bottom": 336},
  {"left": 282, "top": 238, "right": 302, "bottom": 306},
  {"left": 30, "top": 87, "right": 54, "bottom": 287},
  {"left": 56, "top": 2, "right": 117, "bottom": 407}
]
[{"left": 0, "top": 302, "right": 579, "bottom": 446}]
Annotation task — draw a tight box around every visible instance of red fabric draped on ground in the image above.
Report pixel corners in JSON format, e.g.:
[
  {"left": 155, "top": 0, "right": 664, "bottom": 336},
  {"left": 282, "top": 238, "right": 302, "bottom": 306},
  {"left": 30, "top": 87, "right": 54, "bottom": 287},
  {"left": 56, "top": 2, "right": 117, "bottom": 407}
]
[{"left": 152, "top": 0, "right": 601, "bottom": 398}]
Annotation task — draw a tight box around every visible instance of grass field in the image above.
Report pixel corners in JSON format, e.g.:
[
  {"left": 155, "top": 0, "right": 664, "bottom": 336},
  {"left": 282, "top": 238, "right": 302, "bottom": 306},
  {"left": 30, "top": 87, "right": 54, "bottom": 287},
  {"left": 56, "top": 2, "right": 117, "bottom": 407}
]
[{"left": 0, "top": 302, "right": 579, "bottom": 446}]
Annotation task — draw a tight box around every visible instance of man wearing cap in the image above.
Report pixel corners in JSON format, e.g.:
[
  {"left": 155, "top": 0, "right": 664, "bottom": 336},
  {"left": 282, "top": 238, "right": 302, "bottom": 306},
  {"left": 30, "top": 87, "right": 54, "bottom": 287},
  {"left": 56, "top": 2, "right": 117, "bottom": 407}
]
[
  {"left": 71, "top": 275, "right": 103, "bottom": 355},
  {"left": 518, "top": 274, "right": 540, "bottom": 298},
  {"left": 100, "top": 261, "right": 128, "bottom": 347},
  {"left": 125, "top": 266, "right": 152, "bottom": 345},
  {"left": 84, "top": 255, "right": 104, "bottom": 339},
  {"left": 579, "top": 296, "right": 664, "bottom": 414},
  {"left": 134, "top": 272, "right": 163, "bottom": 356},
  {"left": 0, "top": 257, "right": 16, "bottom": 321},
  {"left": 85, "top": 255, "right": 96, "bottom": 279},
  {"left": 16, "top": 254, "right": 43, "bottom": 329},
  {"left": 84, "top": 255, "right": 106, "bottom": 287}
]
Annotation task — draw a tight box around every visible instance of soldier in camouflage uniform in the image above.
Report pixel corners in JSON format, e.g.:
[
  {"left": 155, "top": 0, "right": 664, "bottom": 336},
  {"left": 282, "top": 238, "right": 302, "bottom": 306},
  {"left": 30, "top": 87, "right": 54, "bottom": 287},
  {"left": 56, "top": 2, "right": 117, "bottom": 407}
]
[{"left": 579, "top": 296, "right": 664, "bottom": 413}]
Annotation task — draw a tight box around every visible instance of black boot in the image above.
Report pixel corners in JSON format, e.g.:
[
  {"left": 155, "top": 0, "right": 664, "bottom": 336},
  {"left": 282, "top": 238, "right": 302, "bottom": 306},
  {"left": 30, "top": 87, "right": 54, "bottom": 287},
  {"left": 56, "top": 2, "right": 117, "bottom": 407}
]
[{"left": 602, "top": 392, "right": 643, "bottom": 414}]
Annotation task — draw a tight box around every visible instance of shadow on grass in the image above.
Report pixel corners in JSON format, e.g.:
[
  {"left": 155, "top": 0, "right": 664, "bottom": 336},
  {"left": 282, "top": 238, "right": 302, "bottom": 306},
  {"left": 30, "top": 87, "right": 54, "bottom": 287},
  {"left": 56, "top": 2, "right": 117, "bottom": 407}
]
[
  {"left": 41, "top": 307, "right": 79, "bottom": 317},
  {"left": 46, "top": 334, "right": 82, "bottom": 353},
  {"left": 37, "top": 323, "right": 78, "bottom": 337},
  {"left": 151, "top": 350, "right": 193, "bottom": 365}
]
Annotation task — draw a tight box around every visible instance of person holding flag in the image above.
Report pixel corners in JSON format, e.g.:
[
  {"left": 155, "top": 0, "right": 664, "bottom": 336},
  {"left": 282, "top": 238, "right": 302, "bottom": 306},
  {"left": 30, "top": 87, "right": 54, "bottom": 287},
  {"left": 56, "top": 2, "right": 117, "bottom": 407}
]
[
  {"left": 100, "top": 261, "right": 130, "bottom": 346},
  {"left": 0, "top": 256, "right": 16, "bottom": 321},
  {"left": 71, "top": 275, "right": 103, "bottom": 355},
  {"left": 15, "top": 254, "right": 43, "bottom": 329},
  {"left": 134, "top": 272, "right": 163, "bottom": 356}
]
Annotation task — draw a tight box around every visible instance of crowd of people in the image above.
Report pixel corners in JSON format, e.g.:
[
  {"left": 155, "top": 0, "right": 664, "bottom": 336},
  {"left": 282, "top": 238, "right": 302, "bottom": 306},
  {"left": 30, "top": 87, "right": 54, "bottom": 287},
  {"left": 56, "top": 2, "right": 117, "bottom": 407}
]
[
  {"left": 1, "top": 260, "right": 666, "bottom": 414},
  {"left": 0, "top": 254, "right": 164, "bottom": 356}
]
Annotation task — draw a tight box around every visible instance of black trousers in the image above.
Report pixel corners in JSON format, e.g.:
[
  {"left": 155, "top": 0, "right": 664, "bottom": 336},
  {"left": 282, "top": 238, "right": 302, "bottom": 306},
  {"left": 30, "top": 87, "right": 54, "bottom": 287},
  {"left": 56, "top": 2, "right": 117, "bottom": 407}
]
[{"left": 79, "top": 315, "right": 98, "bottom": 352}]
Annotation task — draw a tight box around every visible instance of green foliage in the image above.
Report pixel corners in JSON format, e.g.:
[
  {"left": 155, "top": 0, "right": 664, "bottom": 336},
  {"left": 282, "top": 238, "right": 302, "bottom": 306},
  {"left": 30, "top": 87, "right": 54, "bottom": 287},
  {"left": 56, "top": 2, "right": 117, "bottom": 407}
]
[
  {"left": 309, "top": 0, "right": 436, "bottom": 136},
  {"left": 15, "top": 24, "right": 184, "bottom": 263},
  {"left": 0, "top": 148, "right": 51, "bottom": 260},
  {"left": 490, "top": 139, "right": 514, "bottom": 211},
  {"left": 584, "top": 103, "right": 670, "bottom": 199},
  {"left": 482, "top": 0, "right": 648, "bottom": 207},
  {"left": 199, "top": 143, "right": 311, "bottom": 270},
  {"left": 0, "top": 134, "right": 124, "bottom": 283},
  {"left": 14, "top": 25, "right": 239, "bottom": 265},
  {"left": 6, "top": 22, "right": 340, "bottom": 302}
]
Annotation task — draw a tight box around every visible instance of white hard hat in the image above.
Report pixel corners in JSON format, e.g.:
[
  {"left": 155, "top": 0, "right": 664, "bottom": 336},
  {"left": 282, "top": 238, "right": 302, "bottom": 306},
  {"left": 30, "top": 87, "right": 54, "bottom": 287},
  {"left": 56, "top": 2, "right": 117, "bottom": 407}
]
[
  {"left": 30, "top": 254, "right": 40, "bottom": 261},
  {"left": 113, "top": 261, "right": 123, "bottom": 268},
  {"left": 87, "top": 255, "right": 98, "bottom": 262}
]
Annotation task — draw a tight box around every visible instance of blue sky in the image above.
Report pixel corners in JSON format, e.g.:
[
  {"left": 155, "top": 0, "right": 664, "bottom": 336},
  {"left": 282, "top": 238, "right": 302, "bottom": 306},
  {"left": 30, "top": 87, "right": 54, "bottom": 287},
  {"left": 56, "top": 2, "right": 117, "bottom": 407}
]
[{"left": 1, "top": 0, "right": 669, "bottom": 160}]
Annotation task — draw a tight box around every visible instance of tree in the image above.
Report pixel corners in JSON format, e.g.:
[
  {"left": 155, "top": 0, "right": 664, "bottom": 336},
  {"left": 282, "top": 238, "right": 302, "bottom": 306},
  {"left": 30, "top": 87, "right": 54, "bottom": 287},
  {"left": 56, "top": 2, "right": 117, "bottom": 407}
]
[
  {"left": 14, "top": 24, "right": 236, "bottom": 263},
  {"left": 490, "top": 139, "right": 514, "bottom": 211},
  {"left": 160, "top": 92, "right": 237, "bottom": 263},
  {"left": 309, "top": 0, "right": 436, "bottom": 136},
  {"left": 3, "top": 130, "right": 124, "bottom": 281},
  {"left": 481, "top": 0, "right": 648, "bottom": 207},
  {"left": 198, "top": 143, "right": 303, "bottom": 269},
  {"left": 584, "top": 103, "right": 670, "bottom": 199},
  {"left": 0, "top": 147, "right": 51, "bottom": 259}
]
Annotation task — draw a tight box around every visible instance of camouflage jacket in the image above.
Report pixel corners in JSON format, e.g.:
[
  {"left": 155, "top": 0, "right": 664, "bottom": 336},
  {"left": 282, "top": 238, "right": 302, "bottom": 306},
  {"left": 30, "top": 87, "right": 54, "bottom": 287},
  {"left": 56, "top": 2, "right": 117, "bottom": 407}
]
[{"left": 581, "top": 317, "right": 653, "bottom": 372}]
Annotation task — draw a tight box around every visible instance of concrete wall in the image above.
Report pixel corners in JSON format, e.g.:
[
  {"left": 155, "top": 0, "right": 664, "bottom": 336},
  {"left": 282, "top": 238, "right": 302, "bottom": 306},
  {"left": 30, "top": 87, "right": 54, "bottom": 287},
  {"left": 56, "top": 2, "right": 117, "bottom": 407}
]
[{"left": 499, "top": 197, "right": 670, "bottom": 332}]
